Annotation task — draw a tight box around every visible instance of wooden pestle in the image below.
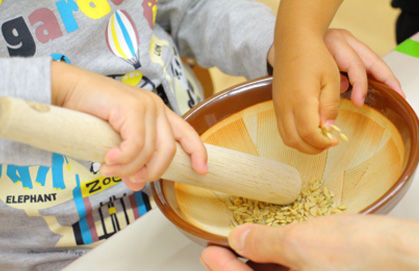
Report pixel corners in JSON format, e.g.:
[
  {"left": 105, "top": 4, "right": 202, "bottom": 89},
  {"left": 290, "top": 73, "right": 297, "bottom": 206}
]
[{"left": 0, "top": 96, "right": 302, "bottom": 204}]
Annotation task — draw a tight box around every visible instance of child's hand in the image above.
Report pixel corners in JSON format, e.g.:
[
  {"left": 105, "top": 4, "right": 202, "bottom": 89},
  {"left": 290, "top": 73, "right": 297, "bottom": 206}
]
[
  {"left": 51, "top": 62, "right": 207, "bottom": 191},
  {"left": 272, "top": 32, "right": 341, "bottom": 154},
  {"left": 272, "top": 29, "right": 403, "bottom": 154}
]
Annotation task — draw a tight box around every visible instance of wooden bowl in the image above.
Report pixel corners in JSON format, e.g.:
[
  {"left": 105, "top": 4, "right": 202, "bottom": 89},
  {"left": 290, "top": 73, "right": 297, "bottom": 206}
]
[{"left": 151, "top": 76, "right": 419, "bottom": 247}]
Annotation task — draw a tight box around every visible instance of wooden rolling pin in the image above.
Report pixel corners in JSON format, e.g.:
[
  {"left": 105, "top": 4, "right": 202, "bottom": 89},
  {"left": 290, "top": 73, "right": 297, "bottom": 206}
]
[{"left": 0, "top": 96, "right": 302, "bottom": 204}]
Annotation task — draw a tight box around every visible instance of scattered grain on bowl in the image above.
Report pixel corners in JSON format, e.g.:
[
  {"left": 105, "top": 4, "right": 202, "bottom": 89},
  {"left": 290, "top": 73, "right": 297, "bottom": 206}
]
[{"left": 225, "top": 178, "right": 346, "bottom": 228}]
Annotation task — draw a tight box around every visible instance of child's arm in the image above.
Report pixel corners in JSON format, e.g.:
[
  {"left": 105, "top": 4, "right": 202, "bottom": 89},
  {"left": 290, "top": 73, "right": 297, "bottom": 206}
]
[
  {"left": 157, "top": 0, "right": 275, "bottom": 79},
  {"left": 271, "top": 0, "right": 402, "bottom": 154},
  {"left": 51, "top": 62, "right": 207, "bottom": 191},
  {"left": 0, "top": 60, "right": 207, "bottom": 191},
  {"left": 0, "top": 57, "right": 53, "bottom": 166}
]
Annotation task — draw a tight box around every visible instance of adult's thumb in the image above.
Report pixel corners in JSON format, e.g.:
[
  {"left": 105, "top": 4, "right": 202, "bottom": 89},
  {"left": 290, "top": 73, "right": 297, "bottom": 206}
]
[{"left": 229, "top": 224, "right": 299, "bottom": 270}]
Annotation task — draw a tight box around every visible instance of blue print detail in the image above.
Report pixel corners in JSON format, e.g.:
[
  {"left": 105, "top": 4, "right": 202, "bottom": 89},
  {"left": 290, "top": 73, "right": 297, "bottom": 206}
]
[
  {"left": 56, "top": 0, "right": 80, "bottom": 33},
  {"left": 72, "top": 174, "right": 93, "bottom": 244},
  {"left": 7, "top": 165, "right": 33, "bottom": 189},
  {"left": 135, "top": 190, "right": 147, "bottom": 216},
  {"left": 51, "top": 153, "right": 66, "bottom": 190},
  {"left": 35, "top": 166, "right": 49, "bottom": 186},
  {"left": 115, "top": 11, "right": 136, "bottom": 57}
]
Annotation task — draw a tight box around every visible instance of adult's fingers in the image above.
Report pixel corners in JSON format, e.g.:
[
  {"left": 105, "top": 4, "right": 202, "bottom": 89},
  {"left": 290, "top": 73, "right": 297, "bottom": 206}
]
[
  {"left": 246, "top": 261, "right": 290, "bottom": 271},
  {"left": 201, "top": 246, "right": 253, "bottom": 271},
  {"left": 228, "top": 224, "right": 300, "bottom": 270}
]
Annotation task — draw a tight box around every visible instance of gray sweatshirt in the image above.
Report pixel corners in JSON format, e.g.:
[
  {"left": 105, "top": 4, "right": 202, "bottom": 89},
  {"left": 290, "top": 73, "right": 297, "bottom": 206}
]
[{"left": 0, "top": 0, "right": 275, "bottom": 270}]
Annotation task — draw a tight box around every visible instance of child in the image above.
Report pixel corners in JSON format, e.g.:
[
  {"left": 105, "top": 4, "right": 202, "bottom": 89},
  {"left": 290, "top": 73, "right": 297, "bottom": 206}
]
[{"left": 0, "top": 1, "right": 276, "bottom": 270}]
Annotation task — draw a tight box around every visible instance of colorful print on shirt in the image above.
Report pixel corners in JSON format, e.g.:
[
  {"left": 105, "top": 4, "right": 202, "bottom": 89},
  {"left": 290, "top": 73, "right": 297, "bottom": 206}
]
[{"left": 0, "top": 153, "right": 151, "bottom": 247}]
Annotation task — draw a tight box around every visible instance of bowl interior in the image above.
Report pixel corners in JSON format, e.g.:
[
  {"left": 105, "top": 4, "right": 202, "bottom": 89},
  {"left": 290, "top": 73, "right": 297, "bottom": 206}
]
[{"left": 152, "top": 77, "right": 419, "bottom": 245}]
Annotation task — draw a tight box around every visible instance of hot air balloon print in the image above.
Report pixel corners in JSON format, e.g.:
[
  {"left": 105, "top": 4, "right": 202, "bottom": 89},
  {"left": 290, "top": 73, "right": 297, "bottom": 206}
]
[{"left": 106, "top": 10, "right": 141, "bottom": 69}]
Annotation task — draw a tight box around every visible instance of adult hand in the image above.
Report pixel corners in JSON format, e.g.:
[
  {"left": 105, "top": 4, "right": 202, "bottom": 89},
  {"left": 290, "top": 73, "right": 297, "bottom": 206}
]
[
  {"left": 51, "top": 62, "right": 207, "bottom": 190},
  {"left": 201, "top": 214, "right": 419, "bottom": 271}
]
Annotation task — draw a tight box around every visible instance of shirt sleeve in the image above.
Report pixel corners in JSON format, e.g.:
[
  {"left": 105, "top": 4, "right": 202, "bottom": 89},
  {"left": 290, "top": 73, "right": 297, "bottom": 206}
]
[
  {"left": 156, "top": 0, "right": 276, "bottom": 80},
  {"left": 0, "top": 57, "right": 53, "bottom": 166}
]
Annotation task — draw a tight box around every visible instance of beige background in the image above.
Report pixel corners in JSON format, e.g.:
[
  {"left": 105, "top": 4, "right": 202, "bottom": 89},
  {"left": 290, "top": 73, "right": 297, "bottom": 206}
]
[{"left": 209, "top": 0, "right": 401, "bottom": 93}]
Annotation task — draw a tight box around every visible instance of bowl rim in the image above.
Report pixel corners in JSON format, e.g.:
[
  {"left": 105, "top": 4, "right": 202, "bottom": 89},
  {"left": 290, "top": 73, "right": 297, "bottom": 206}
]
[
  {"left": 151, "top": 76, "right": 419, "bottom": 245},
  {"left": 358, "top": 79, "right": 419, "bottom": 214}
]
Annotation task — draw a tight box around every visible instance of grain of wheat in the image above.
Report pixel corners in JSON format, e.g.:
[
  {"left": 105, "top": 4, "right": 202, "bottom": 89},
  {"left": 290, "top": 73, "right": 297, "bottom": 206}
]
[
  {"left": 330, "top": 124, "right": 341, "bottom": 132},
  {"left": 339, "top": 133, "right": 349, "bottom": 142}
]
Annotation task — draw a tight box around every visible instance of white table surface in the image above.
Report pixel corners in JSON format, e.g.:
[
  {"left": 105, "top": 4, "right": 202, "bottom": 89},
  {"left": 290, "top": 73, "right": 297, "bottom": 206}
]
[
  {"left": 384, "top": 49, "right": 419, "bottom": 220},
  {"left": 64, "top": 49, "right": 419, "bottom": 271},
  {"left": 63, "top": 209, "right": 206, "bottom": 271}
]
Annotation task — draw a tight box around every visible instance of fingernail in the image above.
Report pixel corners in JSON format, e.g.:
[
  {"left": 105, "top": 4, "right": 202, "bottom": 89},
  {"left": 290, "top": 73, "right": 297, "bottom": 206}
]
[
  {"left": 229, "top": 225, "right": 251, "bottom": 252},
  {"left": 323, "top": 120, "right": 335, "bottom": 130}
]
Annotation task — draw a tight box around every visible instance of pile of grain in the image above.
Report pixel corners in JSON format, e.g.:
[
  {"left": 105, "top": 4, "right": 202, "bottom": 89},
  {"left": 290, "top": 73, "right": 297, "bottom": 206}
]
[{"left": 224, "top": 178, "right": 346, "bottom": 228}]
